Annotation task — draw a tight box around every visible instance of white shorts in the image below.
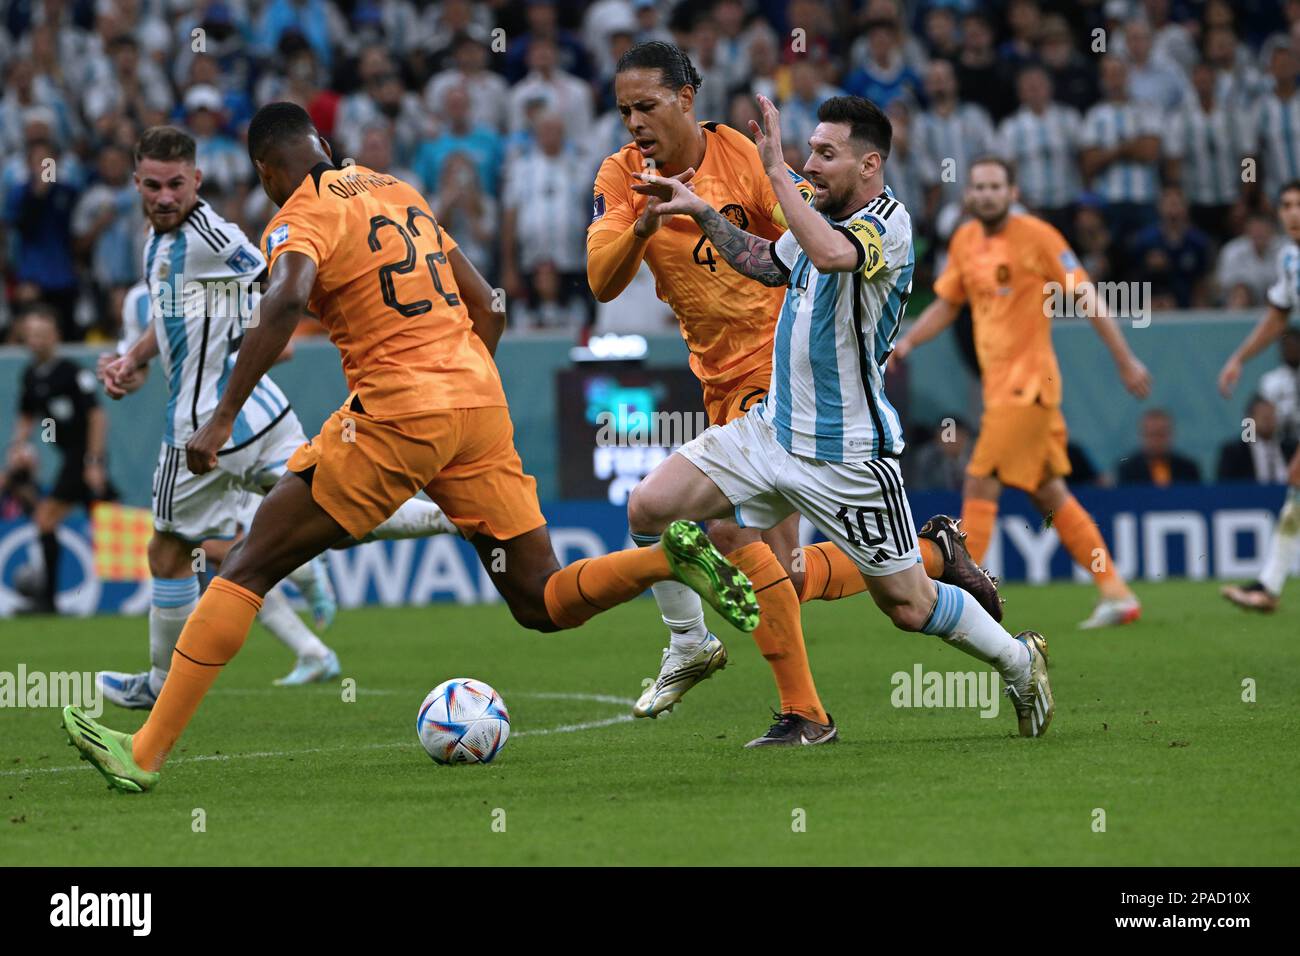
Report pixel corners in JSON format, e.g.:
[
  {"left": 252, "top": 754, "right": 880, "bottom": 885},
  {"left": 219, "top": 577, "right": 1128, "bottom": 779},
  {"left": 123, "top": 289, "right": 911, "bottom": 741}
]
[
  {"left": 678, "top": 407, "right": 921, "bottom": 577},
  {"left": 152, "top": 410, "right": 307, "bottom": 542}
]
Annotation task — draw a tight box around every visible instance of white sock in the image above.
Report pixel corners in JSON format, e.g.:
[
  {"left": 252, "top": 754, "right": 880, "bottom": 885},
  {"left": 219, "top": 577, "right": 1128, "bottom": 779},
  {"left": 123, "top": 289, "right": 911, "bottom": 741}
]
[
  {"left": 148, "top": 576, "right": 199, "bottom": 695},
  {"left": 368, "top": 498, "right": 457, "bottom": 539},
  {"left": 285, "top": 558, "right": 327, "bottom": 597},
  {"left": 631, "top": 531, "right": 708, "bottom": 651},
  {"left": 258, "top": 585, "right": 331, "bottom": 659},
  {"left": 1259, "top": 488, "right": 1300, "bottom": 597},
  {"left": 922, "top": 581, "right": 1029, "bottom": 684}
]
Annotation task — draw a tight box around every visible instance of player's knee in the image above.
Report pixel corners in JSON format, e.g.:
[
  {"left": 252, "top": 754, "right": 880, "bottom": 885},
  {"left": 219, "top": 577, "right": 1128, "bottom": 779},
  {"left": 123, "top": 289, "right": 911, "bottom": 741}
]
[
  {"left": 505, "top": 593, "right": 558, "bottom": 633},
  {"left": 148, "top": 533, "right": 194, "bottom": 578},
  {"left": 704, "top": 519, "right": 754, "bottom": 555},
  {"left": 627, "top": 484, "right": 669, "bottom": 536}
]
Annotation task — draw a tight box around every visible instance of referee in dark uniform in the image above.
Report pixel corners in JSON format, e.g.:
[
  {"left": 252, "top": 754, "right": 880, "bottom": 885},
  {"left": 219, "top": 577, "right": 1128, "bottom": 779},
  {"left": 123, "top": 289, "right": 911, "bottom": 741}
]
[{"left": 4, "top": 304, "right": 115, "bottom": 612}]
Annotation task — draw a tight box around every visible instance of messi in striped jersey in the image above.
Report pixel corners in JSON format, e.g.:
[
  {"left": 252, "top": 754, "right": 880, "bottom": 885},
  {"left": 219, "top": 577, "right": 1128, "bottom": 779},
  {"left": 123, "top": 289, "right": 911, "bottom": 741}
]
[{"left": 630, "top": 95, "right": 1055, "bottom": 739}]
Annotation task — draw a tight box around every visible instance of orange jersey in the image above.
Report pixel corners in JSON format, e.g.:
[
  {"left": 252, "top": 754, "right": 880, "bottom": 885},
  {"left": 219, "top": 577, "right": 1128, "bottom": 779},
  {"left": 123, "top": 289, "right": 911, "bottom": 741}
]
[
  {"left": 933, "top": 213, "right": 1090, "bottom": 408},
  {"left": 588, "top": 122, "right": 812, "bottom": 387},
  {"left": 262, "top": 163, "right": 505, "bottom": 417}
]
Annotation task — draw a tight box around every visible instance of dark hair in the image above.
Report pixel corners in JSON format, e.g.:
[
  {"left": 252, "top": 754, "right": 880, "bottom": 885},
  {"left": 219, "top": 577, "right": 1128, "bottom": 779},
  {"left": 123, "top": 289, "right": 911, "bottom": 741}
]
[
  {"left": 247, "top": 101, "right": 316, "bottom": 163},
  {"left": 134, "top": 126, "right": 196, "bottom": 165},
  {"left": 1278, "top": 179, "right": 1300, "bottom": 202},
  {"left": 615, "top": 40, "right": 703, "bottom": 93},
  {"left": 969, "top": 154, "right": 1017, "bottom": 185},
  {"left": 19, "top": 302, "right": 59, "bottom": 326},
  {"left": 816, "top": 95, "right": 891, "bottom": 159}
]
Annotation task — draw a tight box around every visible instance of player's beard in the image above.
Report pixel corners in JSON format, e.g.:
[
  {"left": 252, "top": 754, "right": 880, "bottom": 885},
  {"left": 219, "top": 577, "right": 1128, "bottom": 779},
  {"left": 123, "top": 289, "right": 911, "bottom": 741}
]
[
  {"left": 814, "top": 183, "right": 856, "bottom": 220},
  {"left": 972, "top": 201, "right": 1011, "bottom": 230}
]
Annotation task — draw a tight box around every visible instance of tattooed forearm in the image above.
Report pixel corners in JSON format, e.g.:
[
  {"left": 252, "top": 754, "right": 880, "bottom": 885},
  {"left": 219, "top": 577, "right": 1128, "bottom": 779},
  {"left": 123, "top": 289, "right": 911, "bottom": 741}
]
[{"left": 693, "top": 206, "right": 786, "bottom": 286}]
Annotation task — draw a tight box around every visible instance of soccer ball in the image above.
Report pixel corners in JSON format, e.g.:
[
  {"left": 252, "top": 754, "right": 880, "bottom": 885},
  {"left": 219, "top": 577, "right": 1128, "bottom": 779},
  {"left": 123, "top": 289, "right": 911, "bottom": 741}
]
[{"left": 417, "top": 678, "right": 510, "bottom": 765}]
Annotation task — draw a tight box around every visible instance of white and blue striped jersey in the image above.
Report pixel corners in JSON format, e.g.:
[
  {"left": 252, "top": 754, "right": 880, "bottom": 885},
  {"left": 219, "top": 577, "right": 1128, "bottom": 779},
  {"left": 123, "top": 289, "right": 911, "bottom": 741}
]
[
  {"left": 1254, "top": 90, "right": 1300, "bottom": 206},
  {"left": 142, "top": 199, "right": 292, "bottom": 450},
  {"left": 760, "top": 189, "right": 914, "bottom": 463},
  {"left": 996, "top": 104, "right": 1083, "bottom": 210},
  {"left": 1266, "top": 239, "right": 1300, "bottom": 313},
  {"left": 914, "top": 104, "right": 995, "bottom": 208},
  {"left": 1080, "top": 101, "right": 1162, "bottom": 203},
  {"left": 1165, "top": 97, "right": 1255, "bottom": 207}
]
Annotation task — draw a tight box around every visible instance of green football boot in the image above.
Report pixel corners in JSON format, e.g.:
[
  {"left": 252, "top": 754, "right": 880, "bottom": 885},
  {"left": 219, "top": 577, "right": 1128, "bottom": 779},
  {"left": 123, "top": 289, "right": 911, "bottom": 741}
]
[
  {"left": 62, "top": 705, "right": 160, "bottom": 793},
  {"left": 660, "top": 520, "right": 760, "bottom": 633}
]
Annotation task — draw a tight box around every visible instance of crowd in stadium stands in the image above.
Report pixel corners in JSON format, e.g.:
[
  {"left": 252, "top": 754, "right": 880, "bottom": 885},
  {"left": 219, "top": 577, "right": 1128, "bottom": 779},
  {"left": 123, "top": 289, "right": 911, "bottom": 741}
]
[{"left": 1, "top": 0, "right": 1299, "bottom": 343}]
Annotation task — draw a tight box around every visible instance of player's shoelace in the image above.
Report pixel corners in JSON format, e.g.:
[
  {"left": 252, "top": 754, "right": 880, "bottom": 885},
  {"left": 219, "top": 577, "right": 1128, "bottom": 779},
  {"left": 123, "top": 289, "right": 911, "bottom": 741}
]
[{"left": 759, "top": 711, "right": 803, "bottom": 738}]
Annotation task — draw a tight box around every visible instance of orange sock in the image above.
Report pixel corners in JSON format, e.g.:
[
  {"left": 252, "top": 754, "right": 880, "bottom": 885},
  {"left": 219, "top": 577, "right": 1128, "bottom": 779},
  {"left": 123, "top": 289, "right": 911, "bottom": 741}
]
[
  {"left": 731, "top": 542, "right": 827, "bottom": 723},
  {"left": 132, "top": 577, "right": 262, "bottom": 771},
  {"left": 797, "top": 542, "right": 868, "bottom": 602},
  {"left": 919, "top": 538, "right": 945, "bottom": 579},
  {"left": 1052, "top": 494, "right": 1128, "bottom": 599},
  {"left": 960, "top": 498, "right": 999, "bottom": 564},
  {"left": 543, "top": 546, "right": 671, "bottom": 629}
]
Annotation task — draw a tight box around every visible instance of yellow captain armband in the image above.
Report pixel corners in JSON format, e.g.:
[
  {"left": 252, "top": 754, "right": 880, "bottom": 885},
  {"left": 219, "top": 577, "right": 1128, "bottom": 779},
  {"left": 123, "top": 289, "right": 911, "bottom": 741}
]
[
  {"left": 770, "top": 184, "right": 816, "bottom": 230},
  {"left": 845, "top": 217, "right": 885, "bottom": 278}
]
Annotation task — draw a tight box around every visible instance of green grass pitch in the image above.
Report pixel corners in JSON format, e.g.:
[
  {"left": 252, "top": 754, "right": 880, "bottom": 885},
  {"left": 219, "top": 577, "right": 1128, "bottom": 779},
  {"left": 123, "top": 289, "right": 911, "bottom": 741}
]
[{"left": 3, "top": 579, "right": 1296, "bottom": 865}]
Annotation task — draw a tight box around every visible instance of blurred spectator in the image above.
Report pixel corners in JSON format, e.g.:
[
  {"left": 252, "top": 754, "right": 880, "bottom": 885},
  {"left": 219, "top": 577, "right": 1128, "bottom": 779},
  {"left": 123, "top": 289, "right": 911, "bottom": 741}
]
[
  {"left": 354, "top": 122, "right": 419, "bottom": 186},
  {"left": 954, "top": 11, "right": 1014, "bottom": 121},
  {"left": 1164, "top": 60, "right": 1254, "bottom": 241},
  {"left": 1217, "top": 395, "right": 1295, "bottom": 482},
  {"left": 780, "top": 58, "right": 845, "bottom": 168},
  {"left": 1116, "top": 408, "right": 1202, "bottom": 485},
  {"left": 906, "top": 417, "right": 972, "bottom": 491},
  {"left": 508, "top": 37, "right": 593, "bottom": 145},
  {"left": 71, "top": 143, "right": 142, "bottom": 338},
  {"left": 630, "top": 0, "right": 674, "bottom": 47},
  {"left": 4, "top": 139, "right": 81, "bottom": 339},
  {"left": 1067, "top": 441, "right": 1106, "bottom": 487},
  {"left": 500, "top": 112, "right": 590, "bottom": 331},
  {"left": 998, "top": 0, "right": 1042, "bottom": 72},
  {"left": 916, "top": 59, "right": 995, "bottom": 224},
  {"left": 1073, "top": 199, "right": 1113, "bottom": 281},
  {"left": 1255, "top": 40, "right": 1300, "bottom": 210},
  {"left": 254, "top": 41, "right": 340, "bottom": 140},
  {"left": 1258, "top": 328, "right": 1300, "bottom": 443},
  {"left": 882, "top": 101, "right": 934, "bottom": 235},
  {"left": 504, "top": 0, "right": 591, "bottom": 85},
  {"left": 255, "top": 0, "right": 347, "bottom": 73},
  {"left": 430, "top": 151, "right": 498, "bottom": 282},
  {"left": 1217, "top": 212, "right": 1282, "bottom": 306},
  {"left": 1081, "top": 58, "right": 1162, "bottom": 242},
  {"left": 1129, "top": 186, "right": 1212, "bottom": 308},
  {"left": 1203, "top": 24, "right": 1264, "bottom": 113},
  {"left": 920, "top": 5, "right": 961, "bottom": 63},
  {"left": 996, "top": 65, "right": 1082, "bottom": 237},
  {"left": 1039, "top": 14, "right": 1097, "bottom": 113},
  {"left": 1122, "top": 16, "right": 1189, "bottom": 112},
  {"left": 425, "top": 32, "right": 510, "bottom": 134},
  {"left": 744, "top": 25, "right": 781, "bottom": 102},
  {"left": 413, "top": 84, "right": 503, "bottom": 197},
  {"left": 416, "top": 0, "right": 494, "bottom": 77},
  {"left": 81, "top": 33, "right": 172, "bottom": 133},
  {"left": 333, "top": 46, "right": 430, "bottom": 166},
  {"left": 184, "top": 86, "right": 248, "bottom": 208},
  {"left": 683, "top": 12, "right": 728, "bottom": 123},
  {"left": 843, "top": 15, "right": 921, "bottom": 111}
]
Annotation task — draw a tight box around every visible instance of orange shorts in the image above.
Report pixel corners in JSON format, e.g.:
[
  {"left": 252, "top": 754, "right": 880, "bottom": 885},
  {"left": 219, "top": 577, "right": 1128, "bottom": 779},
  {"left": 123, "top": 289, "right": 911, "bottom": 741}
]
[
  {"left": 967, "top": 403, "right": 1072, "bottom": 492},
  {"left": 286, "top": 398, "right": 546, "bottom": 541},
  {"left": 702, "top": 364, "right": 772, "bottom": 426}
]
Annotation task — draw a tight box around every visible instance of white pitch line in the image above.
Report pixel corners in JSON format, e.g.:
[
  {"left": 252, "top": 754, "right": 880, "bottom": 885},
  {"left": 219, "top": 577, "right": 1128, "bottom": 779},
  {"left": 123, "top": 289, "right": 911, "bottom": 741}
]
[{"left": 1, "top": 692, "right": 635, "bottom": 779}]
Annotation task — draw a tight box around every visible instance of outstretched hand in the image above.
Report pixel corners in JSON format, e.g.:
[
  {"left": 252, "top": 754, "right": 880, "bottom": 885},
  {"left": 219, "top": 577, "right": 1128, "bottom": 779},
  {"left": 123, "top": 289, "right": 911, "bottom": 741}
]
[
  {"left": 749, "top": 94, "right": 786, "bottom": 173},
  {"left": 632, "top": 167, "right": 705, "bottom": 222}
]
